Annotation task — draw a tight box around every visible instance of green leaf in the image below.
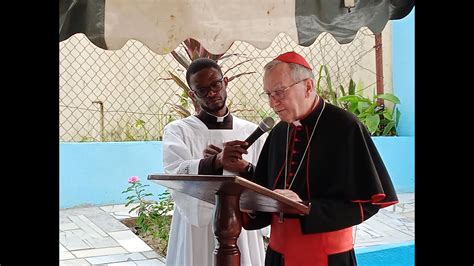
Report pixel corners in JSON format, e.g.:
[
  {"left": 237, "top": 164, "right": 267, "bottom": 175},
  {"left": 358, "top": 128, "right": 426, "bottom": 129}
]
[
  {"left": 124, "top": 131, "right": 135, "bottom": 141},
  {"left": 323, "top": 65, "right": 337, "bottom": 105},
  {"left": 356, "top": 80, "right": 365, "bottom": 94},
  {"left": 348, "top": 79, "right": 356, "bottom": 95},
  {"left": 357, "top": 102, "right": 369, "bottom": 114},
  {"left": 383, "top": 121, "right": 395, "bottom": 135},
  {"left": 338, "top": 95, "right": 361, "bottom": 102},
  {"left": 315, "top": 65, "right": 324, "bottom": 95},
  {"left": 377, "top": 93, "right": 401, "bottom": 104},
  {"left": 366, "top": 114, "right": 380, "bottom": 134},
  {"left": 338, "top": 85, "right": 346, "bottom": 97},
  {"left": 135, "top": 119, "right": 145, "bottom": 127},
  {"left": 348, "top": 102, "right": 358, "bottom": 113},
  {"left": 180, "top": 90, "right": 190, "bottom": 108},
  {"left": 358, "top": 96, "right": 373, "bottom": 104},
  {"left": 137, "top": 214, "right": 145, "bottom": 224},
  {"left": 395, "top": 108, "right": 401, "bottom": 127},
  {"left": 383, "top": 110, "right": 393, "bottom": 120}
]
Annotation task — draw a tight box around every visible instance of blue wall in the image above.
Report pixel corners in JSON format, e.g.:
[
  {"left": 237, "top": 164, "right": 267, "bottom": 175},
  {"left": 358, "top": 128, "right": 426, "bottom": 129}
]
[
  {"left": 392, "top": 8, "right": 415, "bottom": 136},
  {"left": 60, "top": 141, "right": 166, "bottom": 208},
  {"left": 372, "top": 137, "right": 414, "bottom": 193},
  {"left": 60, "top": 139, "right": 414, "bottom": 208}
]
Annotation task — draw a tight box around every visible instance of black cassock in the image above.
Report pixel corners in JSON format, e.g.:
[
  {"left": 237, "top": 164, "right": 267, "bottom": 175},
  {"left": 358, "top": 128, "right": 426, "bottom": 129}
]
[{"left": 244, "top": 101, "right": 398, "bottom": 266}]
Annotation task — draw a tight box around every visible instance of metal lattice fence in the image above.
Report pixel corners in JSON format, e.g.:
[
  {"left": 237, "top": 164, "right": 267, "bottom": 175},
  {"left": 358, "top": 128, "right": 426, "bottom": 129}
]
[{"left": 60, "top": 28, "right": 379, "bottom": 142}]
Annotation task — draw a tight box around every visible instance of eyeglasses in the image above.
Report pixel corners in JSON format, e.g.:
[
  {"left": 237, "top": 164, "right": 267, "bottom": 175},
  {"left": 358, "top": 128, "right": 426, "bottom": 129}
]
[
  {"left": 191, "top": 77, "right": 225, "bottom": 98},
  {"left": 261, "top": 79, "right": 306, "bottom": 101}
]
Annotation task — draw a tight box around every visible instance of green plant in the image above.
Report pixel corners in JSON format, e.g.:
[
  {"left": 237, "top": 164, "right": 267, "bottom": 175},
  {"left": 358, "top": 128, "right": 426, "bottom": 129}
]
[
  {"left": 79, "top": 136, "right": 97, "bottom": 142},
  {"left": 153, "top": 189, "right": 174, "bottom": 243},
  {"left": 337, "top": 80, "right": 401, "bottom": 136},
  {"left": 315, "top": 65, "right": 339, "bottom": 106},
  {"left": 315, "top": 66, "right": 401, "bottom": 136},
  {"left": 123, "top": 119, "right": 150, "bottom": 141},
  {"left": 122, "top": 176, "right": 174, "bottom": 254},
  {"left": 79, "top": 119, "right": 149, "bottom": 142}
]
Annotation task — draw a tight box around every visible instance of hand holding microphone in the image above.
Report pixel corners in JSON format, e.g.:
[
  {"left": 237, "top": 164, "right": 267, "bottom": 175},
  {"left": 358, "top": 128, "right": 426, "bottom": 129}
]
[
  {"left": 211, "top": 117, "right": 275, "bottom": 172},
  {"left": 213, "top": 140, "right": 249, "bottom": 172}
]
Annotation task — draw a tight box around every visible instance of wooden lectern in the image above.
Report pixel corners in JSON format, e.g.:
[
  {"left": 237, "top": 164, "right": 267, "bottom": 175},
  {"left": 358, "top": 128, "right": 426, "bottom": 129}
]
[{"left": 148, "top": 174, "right": 310, "bottom": 266}]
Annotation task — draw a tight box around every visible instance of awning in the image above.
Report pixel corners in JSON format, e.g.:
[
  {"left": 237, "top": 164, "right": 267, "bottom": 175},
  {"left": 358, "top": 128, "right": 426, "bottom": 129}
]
[{"left": 59, "top": 0, "right": 414, "bottom": 55}]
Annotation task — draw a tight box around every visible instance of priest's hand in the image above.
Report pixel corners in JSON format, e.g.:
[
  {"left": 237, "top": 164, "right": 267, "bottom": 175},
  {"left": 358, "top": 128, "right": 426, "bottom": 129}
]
[
  {"left": 273, "top": 189, "right": 303, "bottom": 202},
  {"left": 203, "top": 144, "right": 222, "bottom": 158},
  {"left": 224, "top": 158, "right": 250, "bottom": 173},
  {"left": 214, "top": 140, "right": 248, "bottom": 171}
]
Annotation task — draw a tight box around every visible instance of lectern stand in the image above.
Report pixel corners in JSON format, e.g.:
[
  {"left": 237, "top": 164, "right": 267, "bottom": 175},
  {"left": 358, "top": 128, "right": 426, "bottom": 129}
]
[{"left": 148, "top": 174, "right": 310, "bottom": 266}]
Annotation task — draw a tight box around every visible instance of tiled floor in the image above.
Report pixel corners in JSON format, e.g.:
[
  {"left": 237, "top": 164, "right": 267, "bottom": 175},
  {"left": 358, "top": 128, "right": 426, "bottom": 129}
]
[
  {"left": 60, "top": 204, "right": 165, "bottom": 265},
  {"left": 60, "top": 193, "right": 414, "bottom": 265}
]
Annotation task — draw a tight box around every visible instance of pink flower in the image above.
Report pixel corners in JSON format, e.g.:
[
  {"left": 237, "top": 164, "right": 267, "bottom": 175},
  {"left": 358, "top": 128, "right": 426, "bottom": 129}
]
[{"left": 128, "top": 176, "right": 139, "bottom": 183}]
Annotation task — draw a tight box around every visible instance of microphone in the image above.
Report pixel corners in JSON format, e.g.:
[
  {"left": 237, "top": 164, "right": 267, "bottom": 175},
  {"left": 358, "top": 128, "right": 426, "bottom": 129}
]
[{"left": 243, "top": 117, "right": 275, "bottom": 149}]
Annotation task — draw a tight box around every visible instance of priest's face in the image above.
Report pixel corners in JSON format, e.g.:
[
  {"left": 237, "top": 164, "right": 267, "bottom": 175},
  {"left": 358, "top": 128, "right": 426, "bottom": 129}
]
[
  {"left": 189, "top": 67, "right": 228, "bottom": 115},
  {"left": 263, "top": 63, "right": 312, "bottom": 123}
]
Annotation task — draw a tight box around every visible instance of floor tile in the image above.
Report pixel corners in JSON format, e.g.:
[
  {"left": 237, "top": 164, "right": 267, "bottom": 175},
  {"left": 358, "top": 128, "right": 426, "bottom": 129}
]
[
  {"left": 109, "top": 231, "right": 152, "bottom": 252},
  {"left": 71, "top": 246, "right": 128, "bottom": 258},
  {"left": 60, "top": 258, "right": 91, "bottom": 265},
  {"left": 85, "top": 252, "right": 146, "bottom": 264}
]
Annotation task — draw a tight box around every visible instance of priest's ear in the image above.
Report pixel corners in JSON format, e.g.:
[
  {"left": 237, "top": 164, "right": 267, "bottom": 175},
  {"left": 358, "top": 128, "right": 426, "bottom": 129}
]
[
  {"left": 304, "top": 78, "right": 315, "bottom": 96},
  {"left": 188, "top": 89, "right": 197, "bottom": 102},
  {"left": 223, "top": 76, "right": 229, "bottom": 88}
]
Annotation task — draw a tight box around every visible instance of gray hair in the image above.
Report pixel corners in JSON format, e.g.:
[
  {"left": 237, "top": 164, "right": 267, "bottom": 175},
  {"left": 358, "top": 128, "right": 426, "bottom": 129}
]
[{"left": 263, "top": 60, "right": 315, "bottom": 82}]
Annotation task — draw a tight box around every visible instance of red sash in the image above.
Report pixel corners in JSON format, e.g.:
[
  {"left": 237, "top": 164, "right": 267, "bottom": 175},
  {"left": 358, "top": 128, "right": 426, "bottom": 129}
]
[{"left": 268, "top": 213, "right": 353, "bottom": 266}]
